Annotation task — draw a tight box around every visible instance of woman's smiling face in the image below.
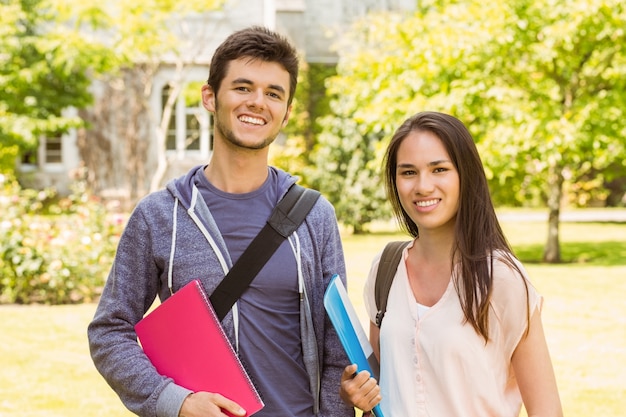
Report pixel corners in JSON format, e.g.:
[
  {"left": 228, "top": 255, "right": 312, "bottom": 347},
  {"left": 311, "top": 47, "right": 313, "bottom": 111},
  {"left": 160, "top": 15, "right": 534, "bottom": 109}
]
[{"left": 395, "top": 129, "right": 460, "bottom": 236}]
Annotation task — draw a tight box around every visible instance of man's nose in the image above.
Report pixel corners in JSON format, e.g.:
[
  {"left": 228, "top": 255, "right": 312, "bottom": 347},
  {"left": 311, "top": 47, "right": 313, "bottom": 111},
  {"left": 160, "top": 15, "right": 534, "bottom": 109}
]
[{"left": 247, "top": 90, "right": 266, "bottom": 109}]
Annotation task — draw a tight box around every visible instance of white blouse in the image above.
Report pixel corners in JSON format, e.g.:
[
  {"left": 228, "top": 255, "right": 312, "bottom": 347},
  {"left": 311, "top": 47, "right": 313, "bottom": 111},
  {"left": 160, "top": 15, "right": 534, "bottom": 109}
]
[{"left": 364, "top": 240, "right": 542, "bottom": 417}]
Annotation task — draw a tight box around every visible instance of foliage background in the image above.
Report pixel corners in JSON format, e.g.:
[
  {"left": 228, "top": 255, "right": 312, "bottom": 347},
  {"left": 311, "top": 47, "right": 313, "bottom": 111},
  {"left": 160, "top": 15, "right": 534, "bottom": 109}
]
[
  {"left": 309, "top": 0, "right": 626, "bottom": 236},
  {"left": 0, "top": 173, "right": 123, "bottom": 304}
]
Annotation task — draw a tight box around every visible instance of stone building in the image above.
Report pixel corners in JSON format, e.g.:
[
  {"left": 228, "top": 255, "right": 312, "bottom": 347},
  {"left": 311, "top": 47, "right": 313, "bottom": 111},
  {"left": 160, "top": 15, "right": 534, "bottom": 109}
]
[{"left": 18, "top": 0, "right": 415, "bottom": 202}]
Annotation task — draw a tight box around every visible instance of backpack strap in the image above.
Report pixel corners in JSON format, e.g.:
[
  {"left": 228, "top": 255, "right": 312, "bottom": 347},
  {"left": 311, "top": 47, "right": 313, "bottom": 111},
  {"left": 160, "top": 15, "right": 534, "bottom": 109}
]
[
  {"left": 210, "top": 184, "right": 321, "bottom": 321},
  {"left": 374, "top": 240, "right": 410, "bottom": 328}
]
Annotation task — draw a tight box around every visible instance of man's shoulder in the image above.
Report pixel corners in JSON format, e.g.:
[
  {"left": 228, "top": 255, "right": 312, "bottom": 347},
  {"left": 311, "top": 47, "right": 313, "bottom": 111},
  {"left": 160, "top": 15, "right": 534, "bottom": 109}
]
[
  {"left": 128, "top": 189, "right": 174, "bottom": 221},
  {"left": 136, "top": 188, "right": 173, "bottom": 207},
  {"left": 305, "top": 192, "right": 335, "bottom": 217}
]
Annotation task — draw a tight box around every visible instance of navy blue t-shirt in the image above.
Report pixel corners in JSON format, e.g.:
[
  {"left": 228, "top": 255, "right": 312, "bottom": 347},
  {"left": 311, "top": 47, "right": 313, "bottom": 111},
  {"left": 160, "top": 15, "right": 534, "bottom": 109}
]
[{"left": 196, "top": 168, "right": 314, "bottom": 416}]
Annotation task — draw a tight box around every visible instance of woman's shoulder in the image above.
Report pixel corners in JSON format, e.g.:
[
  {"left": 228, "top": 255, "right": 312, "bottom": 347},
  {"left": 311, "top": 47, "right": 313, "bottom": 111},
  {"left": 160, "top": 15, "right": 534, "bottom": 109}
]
[
  {"left": 490, "top": 250, "right": 528, "bottom": 282},
  {"left": 489, "top": 250, "right": 540, "bottom": 309},
  {"left": 489, "top": 251, "right": 542, "bottom": 329}
]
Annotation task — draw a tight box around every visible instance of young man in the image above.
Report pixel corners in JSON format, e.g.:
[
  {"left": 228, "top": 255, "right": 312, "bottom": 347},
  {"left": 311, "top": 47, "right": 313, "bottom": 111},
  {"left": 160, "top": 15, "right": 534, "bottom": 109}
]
[{"left": 88, "top": 26, "right": 354, "bottom": 417}]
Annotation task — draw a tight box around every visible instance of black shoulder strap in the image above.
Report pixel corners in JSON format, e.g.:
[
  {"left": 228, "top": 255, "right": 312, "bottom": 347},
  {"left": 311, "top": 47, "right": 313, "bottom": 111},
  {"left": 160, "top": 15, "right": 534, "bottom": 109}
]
[
  {"left": 209, "top": 184, "right": 321, "bottom": 321},
  {"left": 374, "top": 240, "right": 410, "bottom": 328}
]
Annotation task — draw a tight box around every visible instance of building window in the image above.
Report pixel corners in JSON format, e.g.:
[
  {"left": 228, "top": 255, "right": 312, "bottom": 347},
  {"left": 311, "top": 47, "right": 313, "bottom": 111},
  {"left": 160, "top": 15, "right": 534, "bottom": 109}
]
[
  {"left": 45, "top": 136, "right": 63, "bottom": 163},
  {"left": 165, "top": 110, "right": 177, "bottom": 151},
  {"left": 184, "top": 110, "right": 201, "bottom": 151},
  {"left": 162, "top": 84, "right": 212, "bottom": 158},
  {"left": 20, "top": 135, "right": 63, "bottom": 166},
  {"left": 21, "top": 150, "right": 37, "bottom": 166}
]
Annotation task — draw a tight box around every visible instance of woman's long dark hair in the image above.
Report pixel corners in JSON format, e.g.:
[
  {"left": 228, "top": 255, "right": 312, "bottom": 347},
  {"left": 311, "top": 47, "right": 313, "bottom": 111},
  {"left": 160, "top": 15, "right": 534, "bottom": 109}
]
[{"left": 383, "top": 111, "right": 528, "bottom": 341}]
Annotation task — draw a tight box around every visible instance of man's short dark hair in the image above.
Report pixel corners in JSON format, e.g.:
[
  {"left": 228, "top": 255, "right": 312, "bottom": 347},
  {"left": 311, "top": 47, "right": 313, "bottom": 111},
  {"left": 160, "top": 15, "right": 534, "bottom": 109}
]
[{"left": 207, "top": 26, "right": 299, "bottom": 105}]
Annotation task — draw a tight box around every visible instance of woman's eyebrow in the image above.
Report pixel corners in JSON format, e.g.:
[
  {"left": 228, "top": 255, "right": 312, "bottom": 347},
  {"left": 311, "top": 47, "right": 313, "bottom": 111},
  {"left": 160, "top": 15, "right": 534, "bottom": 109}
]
[
  {"left": 427, "top": 159, "right": 452, "bottom": 166},
  {"left": 397, "top": 159, "right": 451, "bottom": 168}
]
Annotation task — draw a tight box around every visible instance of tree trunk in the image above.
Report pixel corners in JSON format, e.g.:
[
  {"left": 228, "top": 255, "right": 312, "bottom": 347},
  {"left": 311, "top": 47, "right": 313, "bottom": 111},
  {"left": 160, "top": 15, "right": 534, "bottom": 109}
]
[
  {"left": 543, "top": 163, "right": 564, "bottom": 263},
  {"left": 77, "top": 67, "right": 153, "bottom": 210},
  {"left": 149, "top": 118, "right": 170, "bottom": 194},
  {"left": 149, "top": 63, "right": 185, "bottom": 193}
]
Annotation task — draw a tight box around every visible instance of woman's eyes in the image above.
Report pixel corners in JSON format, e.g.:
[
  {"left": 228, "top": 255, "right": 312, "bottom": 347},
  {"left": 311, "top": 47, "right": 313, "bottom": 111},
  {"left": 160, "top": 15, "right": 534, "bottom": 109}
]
[{"left": 398, "top": 167, "right": 448, "bottom": 176}]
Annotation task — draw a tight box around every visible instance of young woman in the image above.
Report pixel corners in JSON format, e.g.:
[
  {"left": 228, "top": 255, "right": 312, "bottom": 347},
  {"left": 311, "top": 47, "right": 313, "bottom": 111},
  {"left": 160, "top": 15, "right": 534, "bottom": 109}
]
[{"left": 340, "top": 111, "right": 563, "bottom": 417}]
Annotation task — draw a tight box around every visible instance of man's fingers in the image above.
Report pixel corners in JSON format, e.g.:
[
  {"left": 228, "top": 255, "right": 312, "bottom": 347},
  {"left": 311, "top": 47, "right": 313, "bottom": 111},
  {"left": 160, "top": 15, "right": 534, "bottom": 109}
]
[
  {"left": 208, "top": 393, "right": 246, "bottom": 416},
  {"left": 180, "top": 392, "right": 246, "bottom": 417}
]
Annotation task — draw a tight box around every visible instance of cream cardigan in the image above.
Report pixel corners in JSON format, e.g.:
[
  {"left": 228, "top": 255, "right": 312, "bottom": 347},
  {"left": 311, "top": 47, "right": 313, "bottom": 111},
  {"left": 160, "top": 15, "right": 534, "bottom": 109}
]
[{"left": 364, "top": 241, "right": 541, "bottom": 416}]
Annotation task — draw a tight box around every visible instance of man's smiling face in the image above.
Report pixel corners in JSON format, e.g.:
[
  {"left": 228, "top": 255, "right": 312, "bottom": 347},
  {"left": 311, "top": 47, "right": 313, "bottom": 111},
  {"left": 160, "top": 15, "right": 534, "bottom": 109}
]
[{"left": 202, "top": 57, "right": 292, "bottom": 151}]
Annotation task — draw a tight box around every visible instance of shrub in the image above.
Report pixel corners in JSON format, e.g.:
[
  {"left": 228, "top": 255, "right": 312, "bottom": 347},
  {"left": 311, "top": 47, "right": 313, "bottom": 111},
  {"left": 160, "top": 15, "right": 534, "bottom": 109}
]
[{"left": 0, "top": 173, "right": 124, "bottom": 304}]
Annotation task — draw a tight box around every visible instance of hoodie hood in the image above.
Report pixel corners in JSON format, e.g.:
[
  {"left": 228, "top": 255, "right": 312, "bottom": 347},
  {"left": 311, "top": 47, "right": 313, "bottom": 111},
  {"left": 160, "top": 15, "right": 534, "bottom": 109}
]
[
  {"left": 162, "top": 164, "right": 300, "bottom": 289},
  {"left": 166, "top": 165, "right": 298, "bottom": 210}
]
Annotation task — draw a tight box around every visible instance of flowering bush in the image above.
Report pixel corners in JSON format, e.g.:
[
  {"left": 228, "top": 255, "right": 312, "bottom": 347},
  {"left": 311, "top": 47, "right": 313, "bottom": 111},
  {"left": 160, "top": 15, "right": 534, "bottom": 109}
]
[{"left": 0, "top": 174, "right": 125, "bottom": 304}]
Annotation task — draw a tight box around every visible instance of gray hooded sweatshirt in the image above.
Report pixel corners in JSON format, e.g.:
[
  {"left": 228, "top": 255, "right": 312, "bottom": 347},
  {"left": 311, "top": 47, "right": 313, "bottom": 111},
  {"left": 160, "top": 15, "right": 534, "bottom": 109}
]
[{"left": 88, "top": 166, "right": 354, "bottom": 417}]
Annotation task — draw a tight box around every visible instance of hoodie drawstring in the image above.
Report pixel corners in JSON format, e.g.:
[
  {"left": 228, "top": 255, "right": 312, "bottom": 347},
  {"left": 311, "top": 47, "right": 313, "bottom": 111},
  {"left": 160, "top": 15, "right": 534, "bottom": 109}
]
[{"left": 167, "top": 198, "right": 179, "bottom": 296}]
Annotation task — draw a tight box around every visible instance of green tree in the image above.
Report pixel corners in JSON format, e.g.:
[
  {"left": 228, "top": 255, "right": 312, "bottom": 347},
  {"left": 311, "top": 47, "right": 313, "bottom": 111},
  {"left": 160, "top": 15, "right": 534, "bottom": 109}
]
[
  {"left": 312, "top": 0, "right": 626, "bottom": 260},
  {"left": 310, "top": 2, "right": 507, "bottom": 233},
  {"left": 0, "top": 0, "right": 112, "bottom": 172},
  {"left": 272, "top": 62, "right": 337, "bottom": 188},
  {"left": 1, "top": 0, "right": 224, "bottom": 200},
  {"left": 480, "top": 0, "right": 626, "bottom": 262}
]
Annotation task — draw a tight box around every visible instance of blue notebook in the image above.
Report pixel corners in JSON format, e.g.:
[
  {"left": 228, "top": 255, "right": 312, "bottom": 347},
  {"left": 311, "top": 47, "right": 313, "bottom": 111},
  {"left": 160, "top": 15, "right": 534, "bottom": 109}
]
[{"left": 323, "top": 275, "right": 384, "bottom": 417}]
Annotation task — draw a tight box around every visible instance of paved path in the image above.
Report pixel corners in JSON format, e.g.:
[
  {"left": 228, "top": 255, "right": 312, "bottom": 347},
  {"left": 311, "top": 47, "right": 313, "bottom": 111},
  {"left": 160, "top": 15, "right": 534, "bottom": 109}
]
[{"left": 496, "top": 209, "right": 626, "bottom": 223}]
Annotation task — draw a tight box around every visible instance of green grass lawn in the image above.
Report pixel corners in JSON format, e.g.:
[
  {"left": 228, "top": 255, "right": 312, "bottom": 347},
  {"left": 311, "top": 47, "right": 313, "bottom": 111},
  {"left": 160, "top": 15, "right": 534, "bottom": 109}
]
[{"left": 1, "top": 219, "right": 625, "bottom": 416}]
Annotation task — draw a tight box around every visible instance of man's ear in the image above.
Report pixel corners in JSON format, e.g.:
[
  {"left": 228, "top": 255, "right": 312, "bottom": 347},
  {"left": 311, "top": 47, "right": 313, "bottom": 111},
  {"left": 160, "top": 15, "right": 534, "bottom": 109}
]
[
  {"left": 282, "top": 104, "right": 293, "bottom": 127},
  {"left": 201, "top": 84, "right": 216, "bottom": 112}
]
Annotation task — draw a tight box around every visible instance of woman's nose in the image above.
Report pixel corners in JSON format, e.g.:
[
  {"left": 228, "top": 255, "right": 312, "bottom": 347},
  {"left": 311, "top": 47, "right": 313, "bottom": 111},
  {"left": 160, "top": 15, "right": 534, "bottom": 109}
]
[{"left": 414, "top": 174, "right": 434, "bottom": 194}]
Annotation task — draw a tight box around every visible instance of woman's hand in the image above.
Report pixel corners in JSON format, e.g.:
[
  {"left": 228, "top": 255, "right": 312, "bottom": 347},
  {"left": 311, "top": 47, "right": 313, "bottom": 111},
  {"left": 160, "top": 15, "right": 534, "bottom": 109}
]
[{"left": 339, "top": 364, "right": 381, "bottom": 412}]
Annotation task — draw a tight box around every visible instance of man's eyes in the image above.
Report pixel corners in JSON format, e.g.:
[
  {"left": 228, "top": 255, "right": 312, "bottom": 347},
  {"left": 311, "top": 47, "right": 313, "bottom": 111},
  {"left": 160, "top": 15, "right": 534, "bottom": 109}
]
[{"left": 233, "top": 87, "right": 283, "bottom": 100}]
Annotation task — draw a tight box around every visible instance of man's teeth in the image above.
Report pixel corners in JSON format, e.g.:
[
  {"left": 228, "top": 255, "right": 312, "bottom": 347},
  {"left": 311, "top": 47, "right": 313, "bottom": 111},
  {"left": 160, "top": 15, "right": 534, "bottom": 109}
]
[
  {"left": 416, "top": 199, "right": 439, "bottom": 207},
  {"left": 239, "top": 115, "right": 265, "bottom": 125}
]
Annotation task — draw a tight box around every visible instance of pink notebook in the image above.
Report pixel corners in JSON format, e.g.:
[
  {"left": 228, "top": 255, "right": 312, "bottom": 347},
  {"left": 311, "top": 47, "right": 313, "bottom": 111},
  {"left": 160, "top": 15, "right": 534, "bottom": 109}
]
[{"left": 135, "top": 280, "right": 264, "bottom": 417}]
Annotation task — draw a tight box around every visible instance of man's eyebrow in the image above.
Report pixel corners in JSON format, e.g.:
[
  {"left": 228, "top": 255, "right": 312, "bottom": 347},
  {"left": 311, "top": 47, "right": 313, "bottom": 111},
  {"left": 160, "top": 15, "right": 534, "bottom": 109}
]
[
  {"left": 231, "top": 78, "right": 286, "bottom": 94},
  {"left": 268, "top": 84, "right": 286, "bottom": 94},
  {"left": 231, "top": 77, "right": 253, "bottom": 86}
]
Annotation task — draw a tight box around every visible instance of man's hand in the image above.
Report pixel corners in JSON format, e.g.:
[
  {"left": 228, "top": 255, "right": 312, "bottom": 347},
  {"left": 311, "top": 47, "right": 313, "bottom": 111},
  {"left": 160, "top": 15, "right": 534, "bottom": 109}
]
[
  {"left": 339, "top": 364, "right": 381, "bottom": 412},
  {"left": 179, "top": 392, "right": 246, "bottom": 417}
]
